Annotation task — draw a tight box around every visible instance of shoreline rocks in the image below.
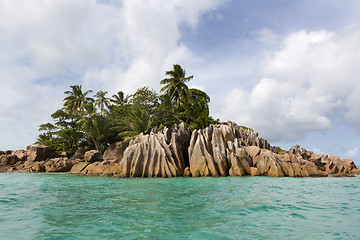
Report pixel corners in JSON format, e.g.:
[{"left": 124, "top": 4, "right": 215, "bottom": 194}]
[{"left": 1, "top": 122, "right": 359, "bottom": 178}]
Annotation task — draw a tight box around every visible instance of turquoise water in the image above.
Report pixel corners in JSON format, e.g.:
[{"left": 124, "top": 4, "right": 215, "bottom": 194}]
[{"left": 0, "top": 173, "right": 359, "bottom": 240}]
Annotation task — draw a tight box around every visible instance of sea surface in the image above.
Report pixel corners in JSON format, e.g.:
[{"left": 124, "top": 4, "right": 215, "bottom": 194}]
[{"left": 0, "top": 173, "right": 359, "bottom": 240}]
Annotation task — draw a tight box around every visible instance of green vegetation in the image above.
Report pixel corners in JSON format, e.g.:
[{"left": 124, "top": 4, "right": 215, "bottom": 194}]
[
  {"left": 37, "top": 64, "right": 218, "bottom": 157},
  {"left": 240, "top": 126, "right": 254, "bottom": 132},
  {"left": 276, "top": 146, "right": 289, "bottom": 153}
]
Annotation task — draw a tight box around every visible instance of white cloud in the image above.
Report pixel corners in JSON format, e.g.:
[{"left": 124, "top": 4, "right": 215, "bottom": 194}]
[
  {"left": 254, "top": 28, "right": 279, "bottom": 45},
  {"left": 345, "top": 147, "right": 359, "bottom": 158},
  {"left": 0, "top": 0, "right": 226, "bottom": 149},
  {"left": 221, "top": 26, "right": 360, "bottom": 142}
]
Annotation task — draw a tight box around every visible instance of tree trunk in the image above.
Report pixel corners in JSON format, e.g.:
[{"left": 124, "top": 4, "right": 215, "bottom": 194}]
[{"left": 90, "top": 132, "right": 100, "bottom": 152}]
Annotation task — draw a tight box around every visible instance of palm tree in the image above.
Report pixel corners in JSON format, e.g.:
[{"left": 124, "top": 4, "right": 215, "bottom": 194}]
[
  {"left": 110, "top": 91, "right": 128, "bottom": 106},
  {"left": 94, "top": 90, "right": 110, "bottom": 115},
  {"left": 63, "top": 85, "right": 93, "bottom": 114},
  {"left": 119, "top": 109, "right": 153, "bottom": 142},
  {"left": 160, "top": 64, "right": 193, "bottom": 107},
  {"left": 77, "top": 102, "right": 101, "bottom": 151}
]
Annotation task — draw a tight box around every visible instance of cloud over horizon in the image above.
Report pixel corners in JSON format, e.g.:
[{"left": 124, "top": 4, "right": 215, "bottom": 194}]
[{"left": 221, "top": 26, "right": 360, "bottom": 142}]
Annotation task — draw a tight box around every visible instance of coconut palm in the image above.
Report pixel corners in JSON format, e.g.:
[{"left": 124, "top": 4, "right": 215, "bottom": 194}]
[
  {"left": 63, "top": 85, "right": 93, "bottom": 114},
  {"left": 119, "top": 108, "right": 153, "bottom": 142},
  {"left": 94, "top": 90, "right": 110, "bottom": 115},
  {"left": 110, "top": 91, "right": 128, "bottom": 106},
  {"left": 160, "top": 64, "right": 193, "bottom": 107},
  {"left": 77, "top": 102, "right": 101, "bottom": 151}
]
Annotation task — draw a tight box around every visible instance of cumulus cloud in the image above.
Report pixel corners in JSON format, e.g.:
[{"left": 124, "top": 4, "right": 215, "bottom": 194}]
[
  {"left": 0, "top": 0, "right": 225, "bottom": 149},
  {"left": 344, "top": 147, "right": 359, "bottom": 158},
  {"left": 222, "top": 25, "right": 360, "bottom": 142}
]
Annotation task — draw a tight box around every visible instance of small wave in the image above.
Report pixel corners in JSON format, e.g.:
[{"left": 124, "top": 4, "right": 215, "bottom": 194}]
[
  {"left": 247, "top": 204, "right": 280, "bottom": 213},
  {"left": 290, "top": 212, "right": 307, "bottom": 219}
]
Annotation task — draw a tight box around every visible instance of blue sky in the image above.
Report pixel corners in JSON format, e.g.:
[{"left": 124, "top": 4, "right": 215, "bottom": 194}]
[{"left": 0, "top": 0, "right": 359, "bottom": 165}]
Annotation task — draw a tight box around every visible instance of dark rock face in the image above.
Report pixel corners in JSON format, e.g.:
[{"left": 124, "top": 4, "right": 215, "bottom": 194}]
[
  {"left": 70, "top": 149, "right": 86, "bottom": 160},
  {"left": 26, "top": 144, "right": 51, "bottom": 162},
  {"left": 119, "top": 123, "right": 191, "bottom": 177},
  {"left": 103, "top": 142, "right": 128, "bottom": 162},
  {"left": 84, "top": 150, "right": 102, "bottom": 163}
]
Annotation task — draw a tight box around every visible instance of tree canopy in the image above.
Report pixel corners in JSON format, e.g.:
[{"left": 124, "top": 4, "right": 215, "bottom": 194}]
[{"left": 37, "top": 64, "right": 218, "bottom": 156}]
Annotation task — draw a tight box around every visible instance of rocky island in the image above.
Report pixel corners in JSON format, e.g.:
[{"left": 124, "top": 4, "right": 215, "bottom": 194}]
[
  {"left": 1, "top": 122, "right": 358, "bottom": 177},
  {"left": 2, "top": 65, "right": 358, "bottom": 177}
]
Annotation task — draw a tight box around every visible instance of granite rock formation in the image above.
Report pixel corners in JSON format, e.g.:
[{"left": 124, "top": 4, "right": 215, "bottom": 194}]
[
  {"left": 26, "top": 144, "right": 51, "bottom": 162},
  {"left": 119, "top": 123, "right": 191, "bottom": 177},
  {"left": 1, "top": 122, "right": 358, "bottom": 178},
  {"left": 84, "top": 150, "right": 102, "bottom": 163},
  {"left": 102, "top": 141, "right": 128, "bottom": 162}
]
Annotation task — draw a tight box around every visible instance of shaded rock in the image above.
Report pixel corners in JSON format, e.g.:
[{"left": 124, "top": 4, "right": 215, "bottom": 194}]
[
  {"left": 70, "top": 162, "right": 90, "bottom": 173},
  {"left": 183, "top": 167, "right": 191, "bottom": 177},
  {"left": 30, "top": 162, "right": 45, "bottom": 172},
  {"left": 301, "top": 161, "right": 328, "bottom": 177},
  {"left": 84, "top": 150, "right": 102, "bottom": 162},
  {"left": 103, "top": 141, "right": 128, "bottom": 162},
  {"left": 0, "top": 155, "right": 19, "bottom": 166},
  {"left": 44, "top": 158, "right": 74, "bottom": 172},
  {"left": 26, "top": 144, "right": 51, "bottom": 162},
  {"left": 70, "top": 149, "right": 86, "bottom": 160},
  {"left": 13, "top": 150, "right": 27, "bottom": 161}
]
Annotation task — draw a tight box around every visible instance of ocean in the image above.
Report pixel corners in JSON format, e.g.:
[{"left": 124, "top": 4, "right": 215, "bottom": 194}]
[{"left": 0, "top": 173, "right": 359, "bottom": 239}]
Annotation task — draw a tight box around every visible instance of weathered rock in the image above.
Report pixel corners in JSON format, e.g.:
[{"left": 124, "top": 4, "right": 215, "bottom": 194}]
[
  {"left": 103, "top": 142, "right": 128, "bottom": 162},
  {"left": 44, "top": 158, "right": 74, "bottom": 172},
  {"left": 333, "top": 173, "right": 355, "bottom": 177},
  {"left": 19, "top": 161, "right": 45, "bottom": 173},
  {"left": 188, "top": 124, "right": 256, "bottom": 177},
  {"left": 69, "top": 162, "right": 90, "bottom": 173},
  {"left": 13, "top": 150, "right": 27, "bottom": 161},
  {"left": 119, "top": 124, "right": 191, "bottom": 177},
  {"left": 84, "top": 150, "right": 102, "bottom": 162},
  {"left": 30, "top": 162, "right": 45, "bottom": 172},
  {"left": 301, "top": 161, "right": 328, "bottom": 177},
  {"left": 79, "top": 162, "right": 123, "bottom": 177},
  {"left": 0, "top": 155, "right": 19, "bottom": 166},
  {"left": 26, "top": 144, "right": 51, "bottom": 162},
  {"left": 245, "top": 147, "right": 285, "bottom": 177},
  {"left": 70, "top": 149, "right": 86, "bottom": 160},
  {"left": 349, "top": 168, "right": 360, "bottom": 174},
  {"left": 183, "top": 167, "right": 191, "bottom": 177},
  {"left": 249, "top": 167, "right": 260, "bottom": 176}
]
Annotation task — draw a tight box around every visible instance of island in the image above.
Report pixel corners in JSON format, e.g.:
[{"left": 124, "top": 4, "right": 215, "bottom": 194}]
[{"left": 1, "top": 65, "right": 358, "bottom": 177}]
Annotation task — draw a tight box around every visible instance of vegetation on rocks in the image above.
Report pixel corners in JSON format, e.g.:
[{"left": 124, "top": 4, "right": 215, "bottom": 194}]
[{"left": 36, "top": 64, "right": 218, "bottom": 157}]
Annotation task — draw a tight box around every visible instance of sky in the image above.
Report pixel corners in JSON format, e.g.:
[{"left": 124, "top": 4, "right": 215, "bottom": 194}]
[{"left": 1, "top": 0, "right": 360, "bottom": 165}]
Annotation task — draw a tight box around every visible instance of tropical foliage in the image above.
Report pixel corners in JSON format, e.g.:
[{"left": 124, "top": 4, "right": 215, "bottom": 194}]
[{"left": 37, "top": 64, "right": 219, "bottom": 156}]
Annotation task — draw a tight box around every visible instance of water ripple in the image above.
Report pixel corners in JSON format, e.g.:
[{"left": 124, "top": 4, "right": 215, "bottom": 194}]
[{"left": 0, "top": 173, "right": 360, "bottom": 239}]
